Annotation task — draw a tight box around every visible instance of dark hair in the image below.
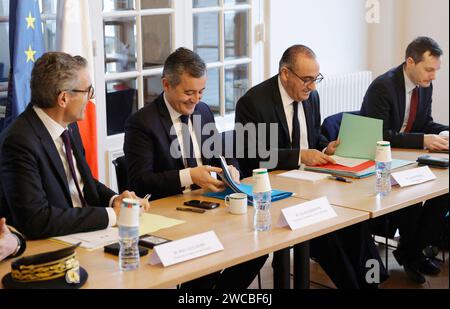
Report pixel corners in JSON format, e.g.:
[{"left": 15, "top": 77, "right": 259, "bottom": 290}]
[
  {"left": 31, "top": 52, "right": 88, "bottom": 108},
  {"left": 279, "top": 45, "right": 316, "bottom": 72},
  {"left": 162, "top": 47, "right": 206, "bottom": 86},
  {"left": 405, "top": 37, "right": 443, "bottom": 63}
]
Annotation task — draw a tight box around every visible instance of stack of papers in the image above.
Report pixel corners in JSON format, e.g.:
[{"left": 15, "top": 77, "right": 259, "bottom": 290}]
[
  {"left": 277, "top": 170, "right": 331, "bottom": 183},
  {"left": 203, "top": 156, "right": 293, "bottom": 205}
]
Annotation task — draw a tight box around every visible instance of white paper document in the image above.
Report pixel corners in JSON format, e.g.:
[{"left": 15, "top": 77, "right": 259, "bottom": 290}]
[
  {"left": 331, "top": 155, "right": 369, "bottom": 167},
  {"left": 149, "top": 231, "right": 224, "bottom": 267},
  {"left": 277, "top": 170, "right": 330, "bottom": 183},
  {"left": 391, "top": 166, "right": 436, "bottom": 187},
  {"left": 53, "top": 228, "right": 119, "bottom": 250},
  {"left": 277, "top": 197, "right": 337, "bottom": 230}
]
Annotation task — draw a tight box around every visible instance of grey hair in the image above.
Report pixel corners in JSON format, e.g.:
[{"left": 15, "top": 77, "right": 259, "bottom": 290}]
[
  {"left": 279, "top": 45, "right": 316, "bottom": 72},
  {"left": 31, "top": 52, "right": 88, "bottom": 108},
  {"left": 162, "top": 47, "right": 206, "bottom": 86}
]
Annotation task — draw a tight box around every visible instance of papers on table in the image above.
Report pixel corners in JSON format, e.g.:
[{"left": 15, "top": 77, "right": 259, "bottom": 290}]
[
  {"left": 331, "top": 155, "right": 369, "bottom": 168},
  {"left": 52, "top": 213, "right": 185, "bottom": 250},
  {"left": 149, "top": 231, "right": 224, "bottom": 267},
  {"left": 335, "top": 113, "right": 383, "bottom": 160},
  {"left": 277, "top": 170, "right": 331, "bottom": 183}
]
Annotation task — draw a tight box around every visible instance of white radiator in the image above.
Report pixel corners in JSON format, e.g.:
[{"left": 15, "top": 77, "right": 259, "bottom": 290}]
[{"left": 316, "top": 71, "right": 372, "bottom": 119}]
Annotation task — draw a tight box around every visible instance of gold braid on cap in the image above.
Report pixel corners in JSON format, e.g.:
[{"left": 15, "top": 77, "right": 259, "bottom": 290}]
[{"left": 11, "top": 253, "right": 80, "bottom": 283}]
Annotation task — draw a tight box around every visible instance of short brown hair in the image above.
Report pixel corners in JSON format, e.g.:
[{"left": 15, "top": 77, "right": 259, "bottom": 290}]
[
  {"left": 31, "top": 52, "right": 88, "bottom": 108},
  {"left": 405, "top": 37, "right": 443, "bottom": 63},
  {"left": 162, "top": 47, "right": 206, "bottom": 87}
]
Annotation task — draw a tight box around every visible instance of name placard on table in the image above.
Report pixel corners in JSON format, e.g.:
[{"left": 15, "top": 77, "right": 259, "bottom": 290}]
[
  {"left": 277, "top": 197, "right": 337, "bottom": 230},
  {"left": 149, "top": 231, "right": 224, "bottom": 267},
  {"left": 391, "top": 166, "right": 436, "bottom": 187}
]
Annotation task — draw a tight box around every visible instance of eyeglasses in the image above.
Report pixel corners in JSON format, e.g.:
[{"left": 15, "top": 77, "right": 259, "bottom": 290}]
[
  {"left": 286, "top": 67, "right": 324, "bottom": 86},
  {"left": 67, "top": 85, "right": 95, "bottom": 99}
]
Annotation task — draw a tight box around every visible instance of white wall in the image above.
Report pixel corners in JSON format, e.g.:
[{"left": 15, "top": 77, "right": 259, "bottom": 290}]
[
  {"left": 267, "top": 0, "right": 369, "bottom": 77},
  {"left": 268, "top": 0, "right": 449, "bottom": 124}
]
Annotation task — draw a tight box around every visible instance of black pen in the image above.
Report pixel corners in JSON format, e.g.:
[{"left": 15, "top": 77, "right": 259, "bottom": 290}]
[
  {"left": 328, "top": 175, "right": 353, "bottom": 183},
  {"left": 176, "top": 207, "right": 206, "bottom": 214}
]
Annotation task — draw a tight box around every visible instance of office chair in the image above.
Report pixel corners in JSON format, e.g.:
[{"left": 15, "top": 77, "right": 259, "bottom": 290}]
[{"left": 112, "top": 156, "right": 129, "bottom": 192}]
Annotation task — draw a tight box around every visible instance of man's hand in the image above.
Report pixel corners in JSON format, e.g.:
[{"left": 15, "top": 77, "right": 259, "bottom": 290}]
[
  {"left": 0, "top": 218, "right": 18, "bottom": 262},
  {"left": 227, "top": 165, "right": 241, "bottom": 184},
  {"left": 301, "top": 149, "right": 336, "bottom": 166},
  {"left": 424, "top": 134, "right": 449, "bottom": 151},
  {"left": 190, "top": 166, "right": 225, "bottom": 192},
  {"left": 112, "top": 191, "right": 150, "bottom": 217},
  {"left": 324, "top": 139, "right": 340, "bottom": 156}
]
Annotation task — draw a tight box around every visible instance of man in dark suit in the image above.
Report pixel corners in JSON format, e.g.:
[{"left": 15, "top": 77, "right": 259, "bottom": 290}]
[
  {"left": 361, "top": 37, "right": 448, "bottom": 283},
  {"left": 235, "top": 45, "right": 386, "bottom": 288},
  {"left": 124, "top": 47, "right": 267, "bottom": 289},
  {"left": 0, "top": 52, "right": 149, "bottom": 240}
]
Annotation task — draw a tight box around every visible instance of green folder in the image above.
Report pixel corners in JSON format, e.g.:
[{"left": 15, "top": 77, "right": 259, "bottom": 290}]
[{"left": 335, "top": 113, "right": 383, "bottom": 160}]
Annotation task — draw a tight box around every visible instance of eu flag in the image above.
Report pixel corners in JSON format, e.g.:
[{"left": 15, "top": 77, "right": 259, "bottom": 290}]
[{"left": 1, "top": 0, "right": 44, "bottom": 131}]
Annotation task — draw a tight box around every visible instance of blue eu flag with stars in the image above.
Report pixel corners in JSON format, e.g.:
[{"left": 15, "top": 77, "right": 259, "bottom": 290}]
[{"left": 1, "top": 0, "right": 44, "bottom": 132}]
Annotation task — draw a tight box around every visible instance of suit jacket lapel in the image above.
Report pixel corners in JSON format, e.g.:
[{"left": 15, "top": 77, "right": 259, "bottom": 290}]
[
  {"left": 396, "top": 65, "right": 407, "bottom": 127},
  {"left": 157, "top": 94, "right": 184, "bottom": 168},
  {"left": 25, "top": 105, "right": 71, "bottom": 201},
  {"left": 271, "top": 76, "right": 290, "bottom": 140},
  {"left": 302, "top": 99, "right": 315, "bottom": 148}
]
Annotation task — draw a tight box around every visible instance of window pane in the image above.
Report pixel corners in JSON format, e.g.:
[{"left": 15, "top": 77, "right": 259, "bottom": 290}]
[
  {"left": 224, "top": 11, "right": 248, "bottom": 60},
  {"left": 43, "top": 20, "right": 56, "bottom": 51},
  {"left": 225, "top": 63, "right": 249, "bottom": 113},
  {"left": 0, "top": 22, "right": 9, "bottom": 81},
  {"left": 193, "top": 0, "right": 218, "bottom": 8},
  {"left": 141, "top": 0, "right": 171, "bottom": 9},
  {"left": 193, "top": 13, "right": 219, "bottom": 63},
  {"left": 224, "top": 0, "right": 248, "bottom": 5},
  {"left": 103, "top": 0, "right": 135, "bottom": 12},
  {"left": 0, "top": 0, "right": 9, "bottom": 16},
  {"left": 106, "top": 79, "right": 138, "bottom": 136},
  {"left": 40, "top": 0, "right": 57, "bottom": 14},
  {"left": 143, "top": 75, "right": 163, "bottom": 106},
  {"left": 142, "top": 15, "right": 171, "bottom": 69},
  {"left": 104, "top": 18, "right": 137, "bottom": 73},
  {"left": 203, "top": 68, "right": 220, "bottom": 115}
]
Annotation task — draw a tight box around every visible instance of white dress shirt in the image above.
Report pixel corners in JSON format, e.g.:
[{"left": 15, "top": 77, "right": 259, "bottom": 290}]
[
  {"left": 278, "top": 77, "right": 309, "bottom": 165},
  {"left": 163, "top": 94, "right": 203, "bottom": 189},
  {"left": 401, "top": 69, "right": 418, "bottom": 133},
  {"left": 33, "top": 106, "right": 116, "bottom": 227}
]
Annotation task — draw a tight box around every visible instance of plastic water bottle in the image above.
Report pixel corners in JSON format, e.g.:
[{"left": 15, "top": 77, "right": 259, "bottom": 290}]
[
  {"left": 118, "top": 198, "right": 140, "bottom": 271},
  {"left": 375, "top": 141, "right": 392, "bottom": 197},
  {"left": 253, "top": 169, "right": 272, "bottom": 231}
]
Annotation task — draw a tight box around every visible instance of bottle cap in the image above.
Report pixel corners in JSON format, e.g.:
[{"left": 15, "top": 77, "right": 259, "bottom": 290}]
[
  {"left": 118, "top": 198, "right": 140, "bottom": 227},
  {"left": 252, "top": 168, "right": 272, "bottom": 193},
  {"left": 375, "top": 141, "right": 392, "bottom": 162}
]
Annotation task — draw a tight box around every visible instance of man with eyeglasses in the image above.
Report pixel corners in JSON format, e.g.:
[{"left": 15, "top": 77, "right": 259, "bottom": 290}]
[
  {"left": 0, "top": 52, "right": 149, "bottom": 239},
  {"left": 235, "top": 45, "right": 339, "bottom": 178},
  {"left": 235, "top": 45, "right": 387, "bottom": 289}
]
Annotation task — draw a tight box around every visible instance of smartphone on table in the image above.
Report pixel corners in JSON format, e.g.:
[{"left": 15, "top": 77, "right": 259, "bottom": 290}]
[
  {"left": 183, "top": 199, "right": 220, "bottom": 210},
  {"left": 139, "top": 234, "right": 171, "bottom": 249}
]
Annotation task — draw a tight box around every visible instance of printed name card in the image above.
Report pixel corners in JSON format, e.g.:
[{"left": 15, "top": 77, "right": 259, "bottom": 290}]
[
  {"left": 277, "top": 197, "right": 337, "bottom": 230},
  {"left": 148, "top": 231, "right": 224, "bottom": 267},
  {"left": 391, "top": 166, "right": 436, "bottom": 187}
]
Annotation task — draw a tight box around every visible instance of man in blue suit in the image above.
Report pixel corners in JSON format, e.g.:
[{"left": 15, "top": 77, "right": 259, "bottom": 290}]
[
  {"left": 0, "top": 52, "right": 149, "bottom": 239},
  {"left": 124, "top": 47, "right": 267, "bottom": 289},
  {"left": 361, "top": 37, "right": 448, "bottom": 284}
]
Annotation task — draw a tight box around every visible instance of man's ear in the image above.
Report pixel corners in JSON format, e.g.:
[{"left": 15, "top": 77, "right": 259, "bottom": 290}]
[
  {"left": 57, "top": 91, "right": 68, "bottom": 108},
  {"left": 162, "top": 78, "right": 171, "bottom": 92},
  {"left": 406, "top": 57, "right": 415, "bottom": 67}
]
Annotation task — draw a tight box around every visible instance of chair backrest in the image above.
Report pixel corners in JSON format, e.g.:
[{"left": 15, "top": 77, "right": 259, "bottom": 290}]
[
  {"left": 112, "top": 156, "right": 129, "bottom": 192},
  {"left": 321, "top": 110, "right": 360, "bottom": 141}
]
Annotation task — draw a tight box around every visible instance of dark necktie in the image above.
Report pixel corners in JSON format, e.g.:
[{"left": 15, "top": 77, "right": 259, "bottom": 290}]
[
  {"left": 405, "top": 87, "right": 418, "bottom": 133},
  {"left": 61, "top": 130, "right": 87, "bottom": 207},
  {"left": 291, "top": 101, "right": 300, "bottom": 149},
  {"left": 180, "top": 115, "right": 198, "bottom": 168}
]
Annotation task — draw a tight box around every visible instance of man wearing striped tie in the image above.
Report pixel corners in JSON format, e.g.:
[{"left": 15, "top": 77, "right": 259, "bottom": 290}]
[{"left": 361, "top": 37, "right": 449, "bottom": 284}]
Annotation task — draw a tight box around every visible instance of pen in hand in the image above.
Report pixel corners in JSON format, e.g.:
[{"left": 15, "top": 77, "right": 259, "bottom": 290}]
[
  {"left": 176, "top": 207, "right": 206, "bottom": 214},
  {"left": 328, "top": 175, "right": 353, "bottom": 183}
]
